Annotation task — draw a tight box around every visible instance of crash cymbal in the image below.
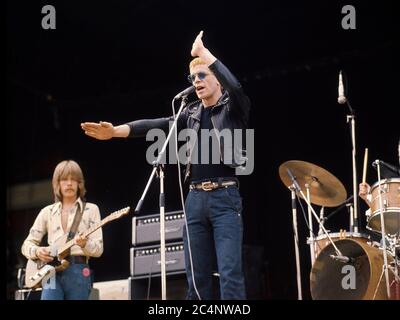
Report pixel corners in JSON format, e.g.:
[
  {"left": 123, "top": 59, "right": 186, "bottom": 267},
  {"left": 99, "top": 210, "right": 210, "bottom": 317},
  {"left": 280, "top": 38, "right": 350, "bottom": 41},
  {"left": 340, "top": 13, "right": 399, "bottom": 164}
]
[{"left": 279, "top": 160, "right": 347, "bottom": 207}]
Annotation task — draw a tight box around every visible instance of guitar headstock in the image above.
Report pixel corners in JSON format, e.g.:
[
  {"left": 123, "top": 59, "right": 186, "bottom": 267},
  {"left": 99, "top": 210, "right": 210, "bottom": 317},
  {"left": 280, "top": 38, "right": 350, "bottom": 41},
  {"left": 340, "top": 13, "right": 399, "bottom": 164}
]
[{"left": 107, "top": 206, "right": 130, "bottom": 222}]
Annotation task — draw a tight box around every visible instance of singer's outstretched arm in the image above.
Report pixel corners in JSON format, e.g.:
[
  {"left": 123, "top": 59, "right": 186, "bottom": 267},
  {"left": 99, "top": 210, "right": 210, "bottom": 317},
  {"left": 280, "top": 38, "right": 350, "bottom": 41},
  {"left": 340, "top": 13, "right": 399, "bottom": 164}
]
[
  {"left": 81, "top": 31, "right": 250, "bottom": 140},
  {"left": 81, "top": 121, "right": 130, "bottom": 140},
  {"left": 81, "top": 111, "right": 189, "bottom": 140}
]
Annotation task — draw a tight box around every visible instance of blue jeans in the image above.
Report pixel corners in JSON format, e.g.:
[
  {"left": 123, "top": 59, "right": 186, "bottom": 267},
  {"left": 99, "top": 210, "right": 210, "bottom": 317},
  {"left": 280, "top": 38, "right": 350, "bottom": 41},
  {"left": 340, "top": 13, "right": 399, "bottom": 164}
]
[
  {"left": 41, "top": 263, "right": 92, "bottom": 300},
  {"left": 183, "top": 185, "right": 246, "bottom": 300}
]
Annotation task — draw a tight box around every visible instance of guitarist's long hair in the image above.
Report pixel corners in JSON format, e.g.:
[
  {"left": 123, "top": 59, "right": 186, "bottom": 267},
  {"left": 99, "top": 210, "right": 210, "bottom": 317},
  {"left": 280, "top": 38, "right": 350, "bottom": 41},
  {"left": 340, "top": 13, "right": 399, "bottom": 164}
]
[{"left": 52, "top": 160, "right": 86, "bottom": 202}]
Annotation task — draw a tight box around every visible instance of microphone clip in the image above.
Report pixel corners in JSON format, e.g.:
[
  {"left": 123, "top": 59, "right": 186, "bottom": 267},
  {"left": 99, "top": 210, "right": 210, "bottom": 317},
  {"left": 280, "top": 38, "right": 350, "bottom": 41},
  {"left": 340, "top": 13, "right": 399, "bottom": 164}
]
[{"left": 330, "top": 254, "right": 354, "bottom": 264}]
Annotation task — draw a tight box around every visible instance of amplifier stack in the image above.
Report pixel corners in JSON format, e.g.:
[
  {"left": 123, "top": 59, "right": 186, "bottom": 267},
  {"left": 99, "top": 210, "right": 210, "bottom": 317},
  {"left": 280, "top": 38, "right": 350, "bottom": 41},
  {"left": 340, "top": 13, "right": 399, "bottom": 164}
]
[{"left": 129, "top": 210, "right": 187, "bottom": 299}]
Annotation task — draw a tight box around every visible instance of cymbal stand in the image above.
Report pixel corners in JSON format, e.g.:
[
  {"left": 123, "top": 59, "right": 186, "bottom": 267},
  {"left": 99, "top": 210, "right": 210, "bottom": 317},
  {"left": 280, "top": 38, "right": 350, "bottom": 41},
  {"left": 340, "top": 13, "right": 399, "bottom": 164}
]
[
  {"left": 372, "top": 160, "right": 393, "bottom": 298},
  {"left": 372, "top": 240, "right": 400, "bottom": 300},
  {"left": 348, "top": 203, "right": 354, "bottom": 233},
  {"left": 318, "top": 207, "right": 325, "bottom": 236},
  {"left": 305, "top": 184, "right": 316, "bottom": 265},
  {"left": 286, "top": 169, "right": 344, "bottom": 258},
  {"left": 289, "top": 185, "right": 302, "bottom": 300}
]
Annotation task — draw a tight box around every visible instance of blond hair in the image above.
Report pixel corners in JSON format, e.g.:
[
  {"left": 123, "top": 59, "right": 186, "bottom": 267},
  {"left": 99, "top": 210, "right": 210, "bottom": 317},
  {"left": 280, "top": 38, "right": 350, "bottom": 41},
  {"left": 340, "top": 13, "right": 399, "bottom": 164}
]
[
  {"left": 189, "top": 57, "right": 207, "bottom": 71},
  {"left": 52, "top": 160, "right": 86, "bottom": 202}
]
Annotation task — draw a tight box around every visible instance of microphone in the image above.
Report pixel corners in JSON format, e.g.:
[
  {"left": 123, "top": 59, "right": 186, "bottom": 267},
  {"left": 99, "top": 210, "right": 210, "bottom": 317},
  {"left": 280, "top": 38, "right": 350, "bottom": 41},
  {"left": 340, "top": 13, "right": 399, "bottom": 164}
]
[
  {"left": 338, "top": 71, "right": 347, "bottom": 104},
  {"left": 174, "top": 85, "right": 195, "bottom": 99},
  {"left": 372, "top": 160, "right": 400, "bottom": 175},
  {"left": 330, "top": 254, "right": 355, "bottom": 264}
]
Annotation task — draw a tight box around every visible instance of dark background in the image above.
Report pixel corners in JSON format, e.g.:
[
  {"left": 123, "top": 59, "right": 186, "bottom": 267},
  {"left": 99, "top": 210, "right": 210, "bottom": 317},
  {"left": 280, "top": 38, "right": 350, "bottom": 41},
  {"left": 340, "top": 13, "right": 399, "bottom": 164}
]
[{"left": 6, "top": 0, "right": 399, "bottom": 300}]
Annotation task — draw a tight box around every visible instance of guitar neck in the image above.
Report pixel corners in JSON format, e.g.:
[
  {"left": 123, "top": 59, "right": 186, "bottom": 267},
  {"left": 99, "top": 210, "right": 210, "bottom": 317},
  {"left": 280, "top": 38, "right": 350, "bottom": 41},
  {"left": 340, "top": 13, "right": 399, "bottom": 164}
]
[
  {"left": 60, "top": 216, "right": 113, "bottom": 253},
  {"left": 57, "top": 207, "right": 129, "bottom": 256}
]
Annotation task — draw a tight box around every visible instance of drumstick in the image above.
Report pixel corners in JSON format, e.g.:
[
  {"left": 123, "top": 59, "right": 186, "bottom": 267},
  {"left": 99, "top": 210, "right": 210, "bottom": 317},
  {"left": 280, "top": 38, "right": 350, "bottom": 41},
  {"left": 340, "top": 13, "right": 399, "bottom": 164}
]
[{"left": 362, "top": 148, "right": 368, "bottom": 183}]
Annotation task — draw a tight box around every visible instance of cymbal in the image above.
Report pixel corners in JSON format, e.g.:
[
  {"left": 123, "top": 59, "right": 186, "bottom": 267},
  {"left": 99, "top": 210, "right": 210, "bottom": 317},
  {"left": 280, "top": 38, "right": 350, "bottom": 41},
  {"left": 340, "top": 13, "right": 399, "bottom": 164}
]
[{"left": 279, "top": 160, "right": 347, "bottom": 207}]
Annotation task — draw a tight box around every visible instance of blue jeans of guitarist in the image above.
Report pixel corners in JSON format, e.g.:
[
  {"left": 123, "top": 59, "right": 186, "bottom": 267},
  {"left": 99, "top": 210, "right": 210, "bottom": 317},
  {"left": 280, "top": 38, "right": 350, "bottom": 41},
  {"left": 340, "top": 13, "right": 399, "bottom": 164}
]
[
  {"left": 183, "top": 185, "right": 246, "bottom": 300},
  {"left": 41, "top": 263, "right": 92, "bottom": 300}
]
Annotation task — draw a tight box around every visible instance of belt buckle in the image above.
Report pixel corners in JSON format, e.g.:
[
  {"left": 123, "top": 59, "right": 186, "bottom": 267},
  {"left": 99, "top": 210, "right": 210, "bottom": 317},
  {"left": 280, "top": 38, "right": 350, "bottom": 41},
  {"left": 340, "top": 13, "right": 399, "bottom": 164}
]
[{"left": 201, "top": 181, "right": 214, "bottom": 191}]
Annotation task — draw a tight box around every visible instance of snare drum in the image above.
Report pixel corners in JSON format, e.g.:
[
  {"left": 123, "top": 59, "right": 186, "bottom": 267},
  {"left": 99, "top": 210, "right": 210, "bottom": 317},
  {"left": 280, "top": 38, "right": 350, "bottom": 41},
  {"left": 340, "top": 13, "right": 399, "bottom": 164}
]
[
  {"left": 308, "top": 231, "right": 369, "bottom": 258},
  {"left": 367, "top": 178, "right": 400, "bottom": 235}
]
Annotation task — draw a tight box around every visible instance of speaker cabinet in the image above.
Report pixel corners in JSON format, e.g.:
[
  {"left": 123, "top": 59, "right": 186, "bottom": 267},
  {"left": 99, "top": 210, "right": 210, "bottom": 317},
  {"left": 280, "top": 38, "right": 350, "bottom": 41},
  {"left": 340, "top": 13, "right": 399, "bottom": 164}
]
[{"left": 129, "top": 273, "right": 187, "bottom": 300}]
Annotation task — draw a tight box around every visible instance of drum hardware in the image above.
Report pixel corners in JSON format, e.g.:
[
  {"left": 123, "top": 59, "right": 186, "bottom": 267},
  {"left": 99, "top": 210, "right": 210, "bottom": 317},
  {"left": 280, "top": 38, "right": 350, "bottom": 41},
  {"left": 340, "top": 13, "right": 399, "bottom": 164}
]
[
  {"left": 372, "top": 160, "right": 397, "bottom": 299},
  {"left": 317, "top": 207, "right": 325, "bottom": 236},
  {"left": 348, "top": 203, "right": 354, "bottom": 233},
  {"left": 280, "top": 160, "right": 349, "bottom": 259},
  {"left": 288, "top": 185, "right": 302, "bottom": 300},
  {"left": 280, "top": 165, "right": 348, "bottom": 299},
  {"left": 305, "top": 184, "right": 316, "bottom": 265},
  {"left": 322, "top": 195, "right": 354, "bottom": 226}
]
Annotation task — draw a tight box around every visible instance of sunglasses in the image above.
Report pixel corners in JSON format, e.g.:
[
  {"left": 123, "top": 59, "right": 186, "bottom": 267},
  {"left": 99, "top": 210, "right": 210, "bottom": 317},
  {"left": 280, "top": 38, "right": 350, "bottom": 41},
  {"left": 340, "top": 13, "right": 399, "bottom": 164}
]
[{"left": 187, "top": 72, "right": 209, "bottom": 84}]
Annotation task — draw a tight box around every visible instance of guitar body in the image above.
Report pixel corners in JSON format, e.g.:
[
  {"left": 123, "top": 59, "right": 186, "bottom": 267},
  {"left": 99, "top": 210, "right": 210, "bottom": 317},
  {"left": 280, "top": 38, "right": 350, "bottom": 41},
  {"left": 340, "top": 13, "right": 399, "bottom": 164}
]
[{"left": 24, "top": 234, "right": 70, "bottom": 289}]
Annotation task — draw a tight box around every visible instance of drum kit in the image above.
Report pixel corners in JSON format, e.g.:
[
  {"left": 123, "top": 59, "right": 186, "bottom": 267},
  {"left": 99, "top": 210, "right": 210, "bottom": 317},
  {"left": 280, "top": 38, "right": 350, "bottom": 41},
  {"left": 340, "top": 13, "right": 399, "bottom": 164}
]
[{"left": 279, "top": 160, "right": 400, "bottom": 300}]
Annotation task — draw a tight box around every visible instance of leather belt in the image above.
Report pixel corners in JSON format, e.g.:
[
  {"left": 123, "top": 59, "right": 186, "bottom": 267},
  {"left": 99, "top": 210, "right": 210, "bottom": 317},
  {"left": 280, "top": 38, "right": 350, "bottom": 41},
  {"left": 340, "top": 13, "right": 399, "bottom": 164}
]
[
  {"left": 189, "top": 180, "right": 237, "bottom": 191},
  {"left": 67, "top": 256, "right": 89, "bottom": 264}
]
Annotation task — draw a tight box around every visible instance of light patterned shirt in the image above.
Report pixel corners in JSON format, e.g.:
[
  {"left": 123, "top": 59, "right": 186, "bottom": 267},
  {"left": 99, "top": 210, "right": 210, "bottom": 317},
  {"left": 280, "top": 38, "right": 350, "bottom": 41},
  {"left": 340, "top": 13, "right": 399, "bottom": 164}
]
[{"left": 21, "top": 198, "right": 103, "bottom": 260}]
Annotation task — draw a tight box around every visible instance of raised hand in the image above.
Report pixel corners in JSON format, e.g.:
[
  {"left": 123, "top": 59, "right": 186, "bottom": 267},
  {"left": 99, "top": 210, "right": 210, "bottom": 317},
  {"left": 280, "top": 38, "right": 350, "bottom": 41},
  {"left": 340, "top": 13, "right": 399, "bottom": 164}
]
[
  {"left": 191, "top": 30, "right": 205, "bottom": 57},
  {"left": 81, "top": 121, "right": 115, "bottom": 140},
  {"left": 190, "top": 31, "right": 217, "bottom": 66}
]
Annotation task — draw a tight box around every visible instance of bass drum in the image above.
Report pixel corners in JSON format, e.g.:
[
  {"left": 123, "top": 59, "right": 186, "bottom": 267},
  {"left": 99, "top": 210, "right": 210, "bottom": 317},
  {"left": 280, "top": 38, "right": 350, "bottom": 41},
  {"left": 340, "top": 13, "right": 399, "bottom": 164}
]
[
  {"left": 309, "top": 231, "right": 369, "bottom": 258},
  {"left": 310, "top": 238, "right": 394, "bottom": 300}
]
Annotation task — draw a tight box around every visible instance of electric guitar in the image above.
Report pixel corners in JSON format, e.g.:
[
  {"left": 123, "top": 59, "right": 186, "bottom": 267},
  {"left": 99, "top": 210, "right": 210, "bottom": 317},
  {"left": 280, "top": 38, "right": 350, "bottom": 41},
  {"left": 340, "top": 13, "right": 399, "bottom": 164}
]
[{"left": 24, "top": 206, "right": 130, "bottom": 288}]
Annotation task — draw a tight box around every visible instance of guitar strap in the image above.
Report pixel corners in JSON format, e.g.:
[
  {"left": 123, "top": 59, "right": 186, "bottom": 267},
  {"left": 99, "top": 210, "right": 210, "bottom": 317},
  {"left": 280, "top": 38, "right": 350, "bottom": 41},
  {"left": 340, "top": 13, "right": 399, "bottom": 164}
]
[{"left": 67, "top": 201, "right": 86, "bottom": 241}]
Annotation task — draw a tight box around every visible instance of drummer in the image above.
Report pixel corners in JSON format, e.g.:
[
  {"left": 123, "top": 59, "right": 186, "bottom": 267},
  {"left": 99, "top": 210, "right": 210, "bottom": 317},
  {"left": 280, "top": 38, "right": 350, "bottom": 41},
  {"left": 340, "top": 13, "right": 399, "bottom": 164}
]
[
  {"left": 359, "top": 138, "right": 400, "bottom": 207},
  {"left": 359, "top": 182, "right": 372, "bottom": 208}
]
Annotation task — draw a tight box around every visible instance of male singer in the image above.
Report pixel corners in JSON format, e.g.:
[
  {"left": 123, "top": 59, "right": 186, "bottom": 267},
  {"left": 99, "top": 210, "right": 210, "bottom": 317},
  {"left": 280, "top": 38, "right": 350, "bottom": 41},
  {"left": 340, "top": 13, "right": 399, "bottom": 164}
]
[{"left": 81, "top": 31, "right": 251, "bottom": 300}]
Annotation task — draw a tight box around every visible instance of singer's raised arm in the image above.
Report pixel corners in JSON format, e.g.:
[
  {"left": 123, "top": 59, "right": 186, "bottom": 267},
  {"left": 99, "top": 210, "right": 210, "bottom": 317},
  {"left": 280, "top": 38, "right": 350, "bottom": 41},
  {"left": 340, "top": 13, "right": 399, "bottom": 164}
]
[{"left": 191, "top": 31, "right": 250, "bottom": 124}]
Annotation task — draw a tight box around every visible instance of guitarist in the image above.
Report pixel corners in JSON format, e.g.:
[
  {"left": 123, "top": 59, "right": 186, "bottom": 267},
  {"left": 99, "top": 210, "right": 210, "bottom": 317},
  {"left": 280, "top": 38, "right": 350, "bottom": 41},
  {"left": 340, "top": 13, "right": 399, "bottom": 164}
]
[{"left": 21, "top": 160, "right": 103, "bottom": 300}]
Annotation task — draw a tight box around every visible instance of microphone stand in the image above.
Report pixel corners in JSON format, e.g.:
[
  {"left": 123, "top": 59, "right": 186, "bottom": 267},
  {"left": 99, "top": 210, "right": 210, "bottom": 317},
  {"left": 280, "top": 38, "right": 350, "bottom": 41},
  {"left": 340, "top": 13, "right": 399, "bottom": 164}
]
[
  {"left": 344, "top": 99, "right": 360, "bottom": 233},
  {"left": 133, "top": 94, "right": 189, "bottom": 300}
]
